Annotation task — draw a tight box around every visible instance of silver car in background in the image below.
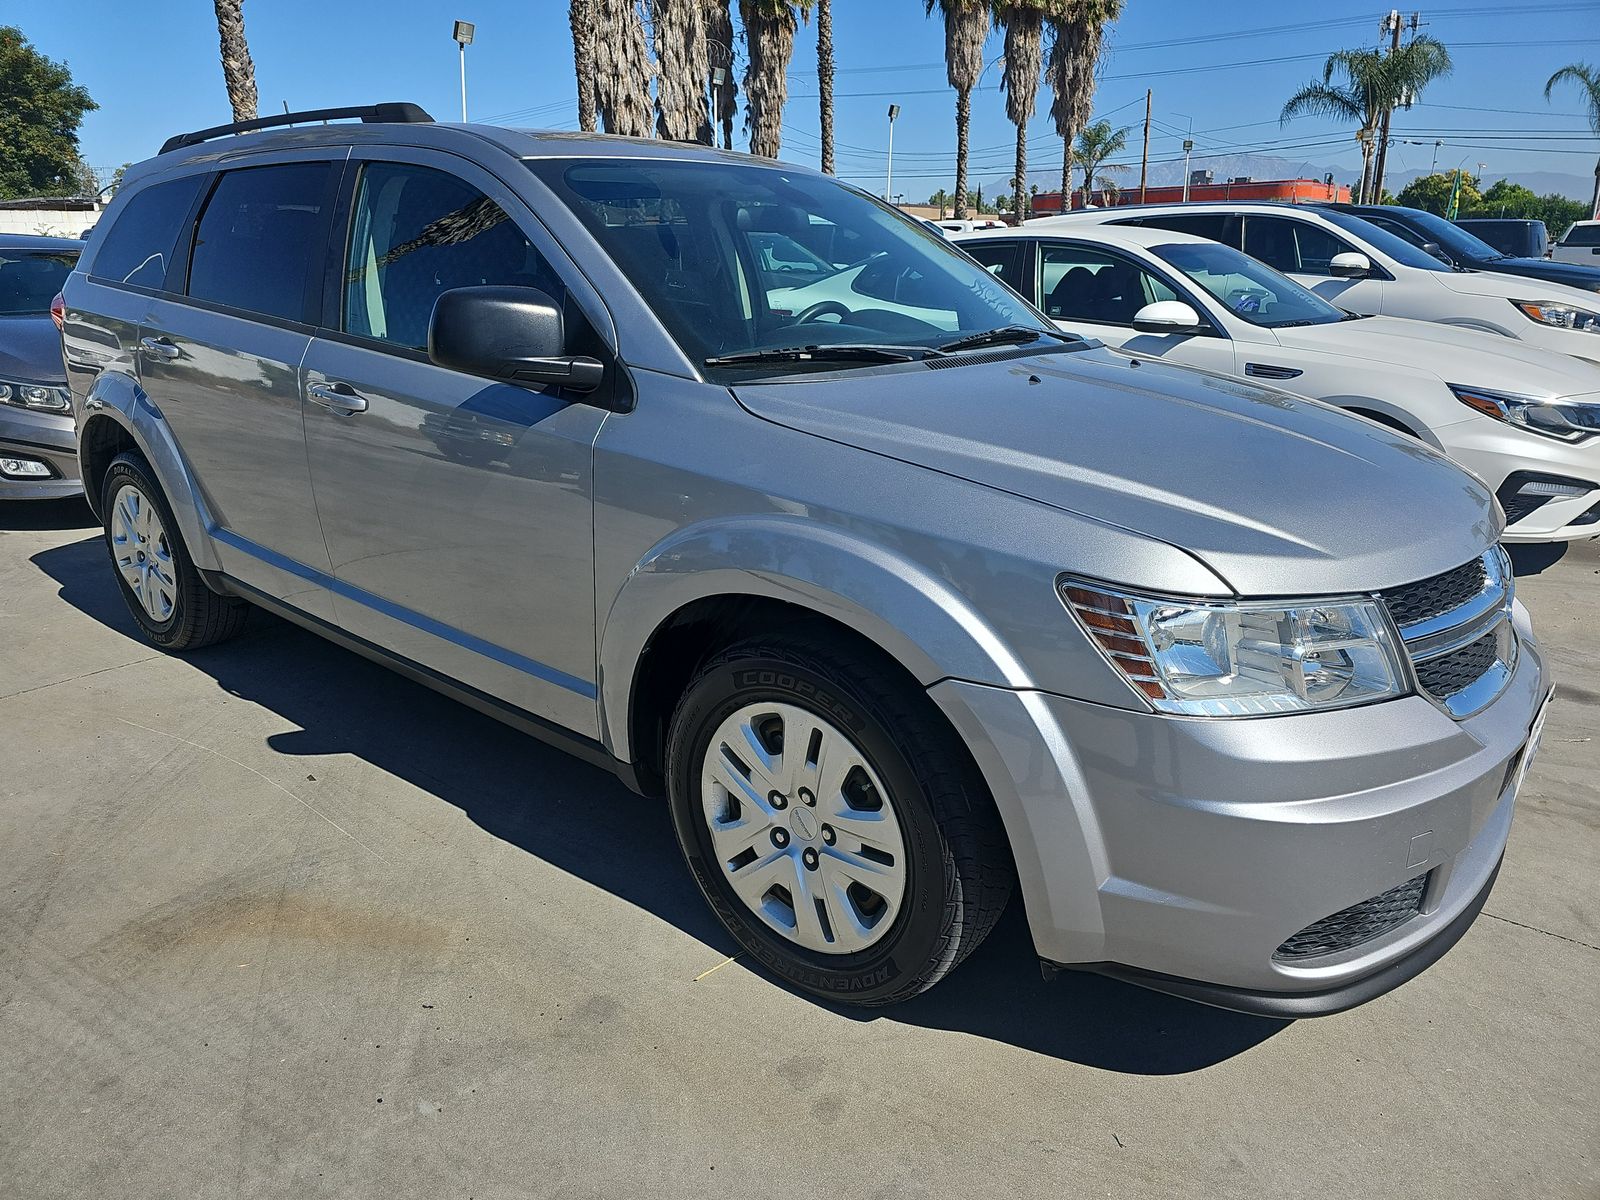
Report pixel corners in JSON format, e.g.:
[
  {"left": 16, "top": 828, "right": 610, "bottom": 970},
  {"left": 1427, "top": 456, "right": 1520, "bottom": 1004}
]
[
  {"left": 1, "top": 235, "right": 82, "bottom": 499},
  {"left": 62, "top": 106, "right": 1550, "bottom": 1016}
]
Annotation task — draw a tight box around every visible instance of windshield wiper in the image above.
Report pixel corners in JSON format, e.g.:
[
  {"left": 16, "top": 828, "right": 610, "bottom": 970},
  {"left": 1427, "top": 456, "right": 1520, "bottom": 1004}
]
[
  {"left": 703, "top": 343, "right": 927, "bottom": 367},
  {"left": 936, "top": 325, "right": 1064, "bottom": 353}
]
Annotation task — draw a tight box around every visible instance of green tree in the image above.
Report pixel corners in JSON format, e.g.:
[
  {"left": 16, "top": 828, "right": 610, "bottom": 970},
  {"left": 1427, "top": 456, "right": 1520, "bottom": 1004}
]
[
  {"left": 1074, "top": 119, "right": 1128, "bottom": 201},
  {"left": 740, "top": 0, "right": 813, "bottom": 158},
  {"left": 928, "top": 188, "right": 952, "bottom": 216},
  {"left": 1045, "top": 0, "right": 1123, "bottom": 208},
  {"left": 0, "top": 26, "right": 97, "bottom": 199},
  {"left": 1470, "top": 179, "right": 1541, "bottom": 218},
  {"left": 1395, "top": 171, "right": 1481, "bottom": 216},
  {"left": 1545, "top": 63, "right": 1600, "bottom": 217}
]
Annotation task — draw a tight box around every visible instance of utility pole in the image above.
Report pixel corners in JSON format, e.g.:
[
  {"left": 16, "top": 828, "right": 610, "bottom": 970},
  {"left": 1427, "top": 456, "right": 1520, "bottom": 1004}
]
[
  {"left": 1371, "top": 10, "right": 1417, "bottom": 203},
  {"left": 1139, "top": 89, "right": 1151, "bottom": 203},
  {"left": 884, "top": 104, "right": 900, "bottom": 202}
]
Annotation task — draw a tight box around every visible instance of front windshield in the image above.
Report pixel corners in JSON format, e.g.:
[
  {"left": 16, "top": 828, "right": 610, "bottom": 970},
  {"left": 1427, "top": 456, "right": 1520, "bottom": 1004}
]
[
  {"left": 528, "top": 158, "right": 1050, "bottom": 372},
  {"left": 1320, "top": 209, "right": 1452, "bottom": 273},
  {"left": 1152, "top": 240, "right": 1346, "bottom": 328},
  {"left": 1387, "top": 207, "right": 1505, "bottom": 261},
  {"left": 0, "top": 248, "right": 78, "bottom": 316}
]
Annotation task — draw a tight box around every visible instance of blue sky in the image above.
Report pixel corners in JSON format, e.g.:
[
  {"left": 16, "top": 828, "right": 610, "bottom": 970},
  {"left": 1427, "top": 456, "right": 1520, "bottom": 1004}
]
[{"left": 14, "top": 0, "right": 1600, "bottom": 197}]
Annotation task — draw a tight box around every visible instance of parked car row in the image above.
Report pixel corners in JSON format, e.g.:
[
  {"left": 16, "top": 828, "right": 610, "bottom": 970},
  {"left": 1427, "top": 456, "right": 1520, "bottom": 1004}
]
[{"left": 9, "top": 105, "right": 1563, "bottom": 1019}]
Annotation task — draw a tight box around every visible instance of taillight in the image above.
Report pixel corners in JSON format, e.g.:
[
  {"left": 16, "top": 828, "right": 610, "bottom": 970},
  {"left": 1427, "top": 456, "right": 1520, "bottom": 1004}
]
[{"left": 50, "top": 292, "right": 66, "bottom": 331}]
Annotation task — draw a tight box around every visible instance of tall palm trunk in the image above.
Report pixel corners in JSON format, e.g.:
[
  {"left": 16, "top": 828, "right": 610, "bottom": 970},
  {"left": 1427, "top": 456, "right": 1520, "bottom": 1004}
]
[
  {"left": 1047, "top": 1, "right": 1120, "bottom": 212},
  {"left": 817, "top": 0, "right": 835, "bottom": 173},
  {"left": 212, "top": 0, "right": 258, "bottom": 123},
  {"left": 954, "top": 87, "right": 973, "bottom": 217},
  {"left": 740, "top": 1, "right": 802, "bottom": 159},
  {"left": 998, "top": 6, "right": 1045, "bottom": 223},
  {"left": 708, "top": 0, "right": 739, "bottom": 149},
  {"left": 594, "top": 0, "right": 654, "bottom": 137},
  {"left": 927, "top": 1, "right": 989, "bottom": 221},
  {"left": 571, "top": 0, "right": 598, "bottom": 132},
  {"left": 654, "top": 0, "right": 711, "bottom": 142}
]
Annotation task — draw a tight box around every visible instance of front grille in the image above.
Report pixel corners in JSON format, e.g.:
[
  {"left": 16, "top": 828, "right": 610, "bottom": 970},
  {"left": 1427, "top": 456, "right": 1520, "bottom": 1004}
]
[
  {"left": 1415, "top": 630, "right": 1501, "bottom": 700},
  {"left": 1500, "top": 490, "right": 1554, "bottom": 526},
  {"left": 1381, "top": 557, "right": 1489, "bottom": 629},
  {"left": 1274, "top": 873, "right": 1429, "bottom": 962}
]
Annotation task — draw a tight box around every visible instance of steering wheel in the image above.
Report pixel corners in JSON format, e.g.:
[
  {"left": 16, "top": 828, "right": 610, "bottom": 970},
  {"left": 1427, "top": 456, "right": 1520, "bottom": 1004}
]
[{"left": 793, "top": 300, "right": 852, "bottom": 324}]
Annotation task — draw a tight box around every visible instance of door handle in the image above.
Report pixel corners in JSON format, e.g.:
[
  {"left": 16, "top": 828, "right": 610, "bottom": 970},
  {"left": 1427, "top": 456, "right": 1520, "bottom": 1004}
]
[
  {"left": 306, "top": 381, "right": 368, "bottom": 415},
  {"left": 139, "top": 336, "right": 181, "bottom": 362}
]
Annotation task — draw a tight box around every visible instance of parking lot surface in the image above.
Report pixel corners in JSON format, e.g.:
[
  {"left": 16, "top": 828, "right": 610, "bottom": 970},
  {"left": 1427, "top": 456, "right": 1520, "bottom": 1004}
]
[{"left": 2, "top": 499, "right": 1596, "bottom": 1199}]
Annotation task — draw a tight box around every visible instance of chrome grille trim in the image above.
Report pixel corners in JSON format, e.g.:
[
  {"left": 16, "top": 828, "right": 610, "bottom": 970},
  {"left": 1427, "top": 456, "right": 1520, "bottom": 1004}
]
[{"left": 1382, "top": 548, "right": 1517, "bottom": 720}]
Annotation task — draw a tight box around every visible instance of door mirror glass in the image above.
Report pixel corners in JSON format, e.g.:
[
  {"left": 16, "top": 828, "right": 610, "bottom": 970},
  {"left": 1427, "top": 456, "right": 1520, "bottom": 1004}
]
[
  {"left": 1132, "top": 300, "right": 1204, "bottom": 333},
  {"left": 428, "top": 286, "right": 603, "bottom": 393},
  {"left": 1329, "top": 251, "right": 1372, "bottom": 278},
  {"left": 1420, "top": 241, "right": 1450, "bottom": 263}
]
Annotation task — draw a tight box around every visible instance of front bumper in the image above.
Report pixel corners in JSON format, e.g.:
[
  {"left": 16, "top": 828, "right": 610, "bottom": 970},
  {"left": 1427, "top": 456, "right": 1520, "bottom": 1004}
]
[
  {"left": 0, "top": 405, "right": 81, "bottom": 500},
  {"left": 1437, "top": 416, "right": 1600, "bottom": 542},
  {"left": 931, "top": 617, "right": 1548, "bottom": 1016}
]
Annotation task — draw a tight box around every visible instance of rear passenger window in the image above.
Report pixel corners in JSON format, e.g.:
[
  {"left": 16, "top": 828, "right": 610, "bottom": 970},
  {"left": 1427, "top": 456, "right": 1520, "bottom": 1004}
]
[
  {"left": 1121, "top": 213, "right": 1232, "bottom": 242},
  {"left": 187, "top": 163, "right": 330, "bottom": 322},
  {"left": 343, "top": 162, "right": 563, "bottom": 350},
  {"left": 1242, "top": 216, "right": 1347, "bottom": 276},
  {"left": 90, "top": 175, "right": 203, "bottom": 290},
  {"left": 961, "top": 241, "right": 1025, "bottom": 291}
]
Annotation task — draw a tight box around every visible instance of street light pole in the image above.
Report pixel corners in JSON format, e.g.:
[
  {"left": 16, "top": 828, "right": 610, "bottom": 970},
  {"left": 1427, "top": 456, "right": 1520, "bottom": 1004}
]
[
  {"left": 885, "top": 104, "right": 900, "bottom": 202},
  {"left": 452, "top": 20, "right": 475, "bottom": 122}
]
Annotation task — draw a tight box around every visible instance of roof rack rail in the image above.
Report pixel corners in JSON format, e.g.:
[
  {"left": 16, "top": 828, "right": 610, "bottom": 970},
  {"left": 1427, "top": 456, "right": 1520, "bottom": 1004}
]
[{"left": 159, "top": 102, "right": 435, "bottom": 155}]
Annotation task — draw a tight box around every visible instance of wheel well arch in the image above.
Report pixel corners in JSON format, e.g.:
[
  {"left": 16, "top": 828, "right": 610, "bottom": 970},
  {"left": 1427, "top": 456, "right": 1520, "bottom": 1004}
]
[
  {"left": 1346, "top": 406, "right": 1424, "bottom": 439},
  {"left": 625, "top": 594, "right": 937, "bottom": 798},
  {"left": 77, "top": 413, "right": 139, "bottom": 518}
]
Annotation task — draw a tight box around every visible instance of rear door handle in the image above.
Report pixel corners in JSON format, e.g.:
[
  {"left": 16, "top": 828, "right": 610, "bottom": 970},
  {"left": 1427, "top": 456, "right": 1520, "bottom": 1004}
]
[
  {"left": 306, "top": 381, "right": 368, "bottom": 415},
  {"left": 139, "top": 336, "right": 181, "bottom": 362}
]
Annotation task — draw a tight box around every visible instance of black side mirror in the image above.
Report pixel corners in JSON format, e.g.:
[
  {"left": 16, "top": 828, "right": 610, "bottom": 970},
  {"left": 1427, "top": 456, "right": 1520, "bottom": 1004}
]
[
  {"left": 1421, "top": 241, "right": 1451, "bottom": 263},
  {"left": 428, "top": 286, "right": 605, "bottom": 394}
]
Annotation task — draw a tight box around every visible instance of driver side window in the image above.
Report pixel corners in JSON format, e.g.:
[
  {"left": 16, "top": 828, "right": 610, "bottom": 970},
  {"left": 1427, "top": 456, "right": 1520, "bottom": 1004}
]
[{"left": 1039, "top": 244, "right": 1176, "bottom": 324}]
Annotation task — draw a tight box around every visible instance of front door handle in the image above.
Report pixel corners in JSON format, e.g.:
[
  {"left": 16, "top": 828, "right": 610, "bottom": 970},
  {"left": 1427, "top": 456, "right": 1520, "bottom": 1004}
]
[
  {"left": 306, "top": 381, "right": 368, "bottom": 415},
  {"left": 139, "top": 336, "right": 181, "bottom": 362}
]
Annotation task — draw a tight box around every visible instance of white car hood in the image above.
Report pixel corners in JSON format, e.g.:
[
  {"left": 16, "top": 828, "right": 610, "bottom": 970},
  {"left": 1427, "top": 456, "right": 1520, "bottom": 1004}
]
[
  {"left": 1432, "top": 266, "right": 1600, "bottom": 307},
  {"left": 1272, "top": 315, "right": 1600, "bottom": 400}
]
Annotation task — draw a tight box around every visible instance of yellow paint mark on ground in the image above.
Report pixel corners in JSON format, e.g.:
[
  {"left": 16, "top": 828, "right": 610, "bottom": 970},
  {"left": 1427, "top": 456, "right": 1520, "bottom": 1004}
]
[{"left": 694, "top": 954, "right": 741, "bottom": 982}]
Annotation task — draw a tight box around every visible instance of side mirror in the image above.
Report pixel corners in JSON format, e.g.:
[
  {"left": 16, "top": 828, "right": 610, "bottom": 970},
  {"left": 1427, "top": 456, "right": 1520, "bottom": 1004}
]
[
  {"left": 428, "top": 286, "right": 604, "bottom": 394},
  {"left": 1131, "top": 300, "right": 1205, "bottom": 334},
  {"left": 1420, "top": 241, "right": 1452, "bottom": 263},
  {"left": 1329, "top": 251, "right": 1372, "bottom": 279}
]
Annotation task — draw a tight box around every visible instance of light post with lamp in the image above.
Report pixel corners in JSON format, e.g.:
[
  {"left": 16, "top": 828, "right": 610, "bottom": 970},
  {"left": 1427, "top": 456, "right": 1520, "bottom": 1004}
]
[
  {"left": 885, "top": 104, "right": 900, "bottom": 201},
  {"left": 452, "top": 20, "right": 474, "bottom": 122}
]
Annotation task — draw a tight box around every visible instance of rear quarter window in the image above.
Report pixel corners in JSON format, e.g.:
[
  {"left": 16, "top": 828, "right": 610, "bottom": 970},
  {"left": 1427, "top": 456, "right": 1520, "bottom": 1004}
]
[
  {"left": 1561, "top": 223, "right": 1600, "bottom": 247},
  {"left": 89, "top": 175, "right": 204, "bottom": 290}
]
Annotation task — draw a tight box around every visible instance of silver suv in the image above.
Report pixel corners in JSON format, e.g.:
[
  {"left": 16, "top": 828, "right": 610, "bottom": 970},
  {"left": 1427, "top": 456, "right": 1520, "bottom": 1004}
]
[{"left": 61, "top": 106, "right": 1551, "bottom": 1015}]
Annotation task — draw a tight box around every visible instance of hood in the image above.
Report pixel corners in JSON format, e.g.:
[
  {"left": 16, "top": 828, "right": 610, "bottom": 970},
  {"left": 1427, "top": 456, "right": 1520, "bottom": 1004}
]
[
  {"left": 1432, "top": 265, "right": 1600, "bottom": 307},
  {"left": 733, "top": 347, "right": 1497, "bottom": 597},
  {"left": 1273, "top": 316, "right": 1600, "bottom": 400},
  {"left": 0, "top": 315, "right": 66, "bottom": 384},
  {"left": 1463, "top": 256, "right": 1600, "bottom": 294}
]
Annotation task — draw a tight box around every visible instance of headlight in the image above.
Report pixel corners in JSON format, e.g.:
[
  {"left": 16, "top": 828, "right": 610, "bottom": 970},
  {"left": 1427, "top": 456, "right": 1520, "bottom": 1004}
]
[
  {"left": 1059, "top": 580, "right": 1407, "bottom": 716},
  {"left": 1451, "top": 383, "right": 1600, "bottom": 442},
  {"left": 0, "top": 379, "right": 71, "bottom": 413},
  {"left": 1513, "top": 299, "right": 1600, "bottom": 333}
]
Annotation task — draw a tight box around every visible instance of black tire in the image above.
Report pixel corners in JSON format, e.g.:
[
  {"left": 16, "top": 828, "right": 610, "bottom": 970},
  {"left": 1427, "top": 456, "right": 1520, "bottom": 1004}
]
[
  {"left": 100, "top": 451, "right": 249, "bottom": 651},
  {"left": 665, "top": 632, "right": 1013, "bottom": 1006}
]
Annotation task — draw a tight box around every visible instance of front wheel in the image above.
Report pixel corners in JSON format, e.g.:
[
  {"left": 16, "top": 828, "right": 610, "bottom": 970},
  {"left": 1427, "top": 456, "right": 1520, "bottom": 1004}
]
[{"left": 665, "top": 633, "right": 1013, "bottom": 1006}]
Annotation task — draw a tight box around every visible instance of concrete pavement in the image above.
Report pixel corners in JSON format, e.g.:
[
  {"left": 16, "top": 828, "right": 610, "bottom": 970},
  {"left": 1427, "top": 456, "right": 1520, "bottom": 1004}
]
[{"left": 2, "top": 498, "right": 1596, "bottom": 1199}]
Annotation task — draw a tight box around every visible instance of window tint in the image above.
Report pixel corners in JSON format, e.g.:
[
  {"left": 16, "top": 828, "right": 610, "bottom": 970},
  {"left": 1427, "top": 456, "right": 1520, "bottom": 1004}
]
[
  {"left": 187, "top": 163, "right": 330, "bottom": 322},
  {"left": 1361, "top": 215, "right": 1428, "bottom": 248},
  {"left": 1151, "top": 241, "right": 1344, "bottom": 328},
  {"left": 91, "top": 175, "right": 202, "bottom": 289},
  {"left": 1319, "top": 209, "right": 1451, "bottom": 271},
  {"left": 1562, "top": 223, "right": 1600, "bottom": 246},
  {"left": 344, "top": 162, "right": 562, "bottom": 350},
  {"left": 1040, "top": 243, "right": 1177, "bottom": 324},
  {"left": 960, "top": 240, "right": 1024, "bottom": 291},
  {"left": 0, "top": 248, "right": 79, "bottom": 316},
  {"left": 1242, "top": 216, "right": 1348, "bottom": 276},
  {"left": 1121, "top": 213, "right": 1233, "bottom": 243}
]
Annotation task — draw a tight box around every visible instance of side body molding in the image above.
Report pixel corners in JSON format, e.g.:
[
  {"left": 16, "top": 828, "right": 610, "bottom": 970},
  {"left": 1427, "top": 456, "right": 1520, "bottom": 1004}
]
[{"left": 597, "top": 513, "right": 1036, "bottom": 764}]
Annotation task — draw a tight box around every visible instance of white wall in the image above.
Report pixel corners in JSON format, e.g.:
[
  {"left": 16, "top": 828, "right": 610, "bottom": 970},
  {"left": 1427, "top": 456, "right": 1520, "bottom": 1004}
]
[{"left": 0, "top": 206, "right": 102, "bottom": 239}]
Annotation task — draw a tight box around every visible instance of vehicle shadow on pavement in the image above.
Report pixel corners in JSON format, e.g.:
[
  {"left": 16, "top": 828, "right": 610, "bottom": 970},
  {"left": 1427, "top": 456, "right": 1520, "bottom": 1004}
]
[
  {"left": 1506, "top": 543, "right": 1569, "bottom": 577},
  {"left": 29, "top": 534, "right": 1287, "bottom": 1074},
  {"left": 0, "top": 498, "right": 98, "bottom": 532}
]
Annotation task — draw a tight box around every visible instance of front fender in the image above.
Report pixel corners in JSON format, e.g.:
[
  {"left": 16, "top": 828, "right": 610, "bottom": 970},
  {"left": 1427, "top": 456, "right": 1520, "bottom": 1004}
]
[
  {"left": 597, "top": 514, "right": 1036, "bottom": 763},
  {"left": 79, "top": 370, "right": 221, "bottom": 574}
]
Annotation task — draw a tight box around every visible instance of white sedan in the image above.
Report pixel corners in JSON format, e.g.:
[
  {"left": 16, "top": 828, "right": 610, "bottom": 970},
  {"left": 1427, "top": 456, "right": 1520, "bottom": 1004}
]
[{"left": 956, "top": 223, "right": 1600, "bottom": 542}]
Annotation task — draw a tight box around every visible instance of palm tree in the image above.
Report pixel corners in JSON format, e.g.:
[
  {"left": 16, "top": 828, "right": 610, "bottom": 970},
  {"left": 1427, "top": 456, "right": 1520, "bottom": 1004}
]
[
  {"left": 740, "top": 1, "right": 811, "bottom": 159},
  {"left": 654, "top": 0, "right": 712, "bottom": 143},
  {"left": 1045, "top": 0, "right": 1122, "bottom": 209},
  {"left": 708, "top": 0, "right": 739, "bottom": 149},
  {"left": 571, "top": 0, "right": 598, "bottom": 132},
  {"left": 996, "top": 1, "right": 1070, "bottom": 223},
  {"left": 924, "top": 1, "right": 990, "bottom": 220},
  {"left": 212, "top": 0, "right": 258, "bottom": 123},
  {"left": 1546, "top": 63, "right": 1600, "bottom": 217},
  {"left": 1369, "top": 35, "right": 1451, "bottom": 201},
  {"left": 1073, "top": 119, "right": 1127, "bottom": 204},
  {"left": 594, "top": 0, "right": 654, "bottom": 137},
  {"left": 816, "top": 0, "right": 835, "bottom": 172},
  {"left": 1281, "top": 48, "right": 1386, "bottom": 204}
]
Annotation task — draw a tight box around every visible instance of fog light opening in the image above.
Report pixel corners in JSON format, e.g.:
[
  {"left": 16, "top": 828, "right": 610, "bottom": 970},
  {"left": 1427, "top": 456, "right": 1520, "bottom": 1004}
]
[{"left": 0, "top": 456, "right": 54, "bottom": 480}]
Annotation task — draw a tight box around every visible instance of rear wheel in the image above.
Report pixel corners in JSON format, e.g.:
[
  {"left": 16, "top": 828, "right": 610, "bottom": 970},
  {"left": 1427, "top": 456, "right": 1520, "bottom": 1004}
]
[
  {"left": 101, "top": 452, "right": 248, "bottom": 651},
  {"left": 665, "top": 633, "right": 1013, "bottom": 1006}
]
